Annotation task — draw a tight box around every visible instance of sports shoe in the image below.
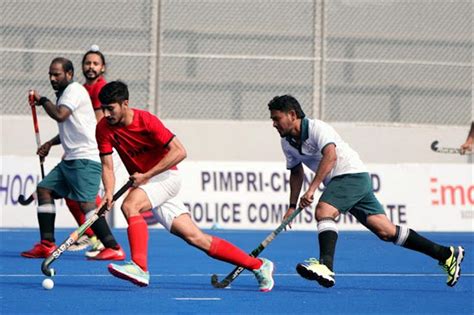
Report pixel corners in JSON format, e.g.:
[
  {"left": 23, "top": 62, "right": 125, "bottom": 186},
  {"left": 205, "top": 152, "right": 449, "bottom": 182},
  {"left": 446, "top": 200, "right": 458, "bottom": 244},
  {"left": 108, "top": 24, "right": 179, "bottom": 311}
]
[
  {"left": 87, "top": 245, "right": 125, "bottom": 261},
  {"left": 296, "top": 258, "right": 335, "bottom": 288},
  {"left": 67, "top": 235, "right": 93, "bottom": 252},
  {"left": 252, "top": 258, "right": 274, "bottom": 292},
  {"left": 21, "top": 240, "right": 56, "bottom": 258},
  {"left": 440, "top": 246, "right": 464, "bottom": 287},
  {"left": 84, "top": 236, "right": 105, "bottom": 258},
  {"left": 108, "top": 261, "right": 150, "bottom": 287}
]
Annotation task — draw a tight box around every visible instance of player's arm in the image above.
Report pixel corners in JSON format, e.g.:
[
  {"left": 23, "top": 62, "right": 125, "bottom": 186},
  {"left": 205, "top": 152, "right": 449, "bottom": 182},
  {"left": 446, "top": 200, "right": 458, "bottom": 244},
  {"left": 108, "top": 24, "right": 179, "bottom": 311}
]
[
  {"left": 37, "top": 134, "right": 60, "bottom": 158},
  {"left": 30, "top": 90, "right": 72, "bottom": 122},
  {"left": 38, "top": 98, "right": 71, "bottom": 122},
  {"left": 299, "top": 143, "right": 337, "bottom": 208},
  {"left": 131, "top": 137, "right": 186, "bottom": 187},
  {"left": 460, "top": 121, "right": 474, "bottom": 154},
  {"left": 100, "top": 153, "right": 115, "bottom": 210},
  {"left": 289, "top": 163, "right": 304, "bottom": 206},
  {"left": 283, "top": 163, "right": 305, "bottom": 229}
]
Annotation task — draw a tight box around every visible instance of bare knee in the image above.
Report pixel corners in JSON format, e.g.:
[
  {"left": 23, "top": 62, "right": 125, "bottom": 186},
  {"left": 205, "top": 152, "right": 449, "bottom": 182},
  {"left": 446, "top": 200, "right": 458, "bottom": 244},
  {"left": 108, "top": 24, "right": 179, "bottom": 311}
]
[
  {"left": 36, "top": 187, "right": 52, "bottom": 203},
  {"left": 121, "top": 200, "right": 141, "bottom": 219},
  {"left": 315, "top": 202, "right": 339, "bottom": 222}
]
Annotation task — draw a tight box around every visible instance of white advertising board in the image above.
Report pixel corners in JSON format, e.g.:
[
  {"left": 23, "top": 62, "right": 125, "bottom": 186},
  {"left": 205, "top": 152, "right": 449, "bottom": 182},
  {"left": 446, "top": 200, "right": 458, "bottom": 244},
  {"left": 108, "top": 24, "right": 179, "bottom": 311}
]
[{"left": 1, "top": 156, "right": 472, "bottom": 232}]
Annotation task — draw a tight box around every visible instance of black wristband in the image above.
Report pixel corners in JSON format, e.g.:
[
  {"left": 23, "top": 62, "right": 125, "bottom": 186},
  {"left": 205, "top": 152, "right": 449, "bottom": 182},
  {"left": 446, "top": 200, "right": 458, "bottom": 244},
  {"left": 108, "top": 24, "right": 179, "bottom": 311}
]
[
  {"left": 38, "top": 96, "right": 50, "bottom": 106},
  {"left": 289, "top": 203, "right": 297, "bottom": 208}
]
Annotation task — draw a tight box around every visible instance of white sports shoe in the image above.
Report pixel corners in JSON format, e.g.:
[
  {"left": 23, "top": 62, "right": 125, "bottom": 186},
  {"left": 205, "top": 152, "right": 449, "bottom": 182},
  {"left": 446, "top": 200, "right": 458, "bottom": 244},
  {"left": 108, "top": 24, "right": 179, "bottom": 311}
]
[{"left": 296, "top": 258, "right": 335, "bottom": 288}]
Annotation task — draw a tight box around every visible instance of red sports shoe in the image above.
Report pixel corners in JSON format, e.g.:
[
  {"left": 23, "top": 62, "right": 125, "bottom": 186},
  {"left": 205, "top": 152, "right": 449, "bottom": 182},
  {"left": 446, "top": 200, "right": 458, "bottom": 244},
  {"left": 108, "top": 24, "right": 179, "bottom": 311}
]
[
  {"left": 87, "top": 246, "right": 126, "bottom": 261},
  {"left": 21, "top": 240, "right": 56, "bottom": 258}
]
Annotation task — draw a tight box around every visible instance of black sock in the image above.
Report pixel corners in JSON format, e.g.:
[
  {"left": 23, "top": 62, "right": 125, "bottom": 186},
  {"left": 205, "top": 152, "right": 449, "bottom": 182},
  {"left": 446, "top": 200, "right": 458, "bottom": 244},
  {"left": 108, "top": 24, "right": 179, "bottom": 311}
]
[
  {"left": 396, "top": 226, "right": 451, "bottom": 262},
  {"left": 90, "top": 216, "right": 119, "bottom": 249},
  {"left": 319, "top": 230, "right": 338, "bottom": 271},
  {"left": 38, "top": 213, "right": 55, "bottom": 242}
]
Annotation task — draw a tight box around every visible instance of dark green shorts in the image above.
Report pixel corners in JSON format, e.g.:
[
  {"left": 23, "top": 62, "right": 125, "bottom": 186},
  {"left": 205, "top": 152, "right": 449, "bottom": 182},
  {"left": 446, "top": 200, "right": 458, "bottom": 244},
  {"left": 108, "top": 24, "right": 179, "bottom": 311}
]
[
  {"left": 319, "top": 172, "right": 385, "bottom": 224},
  {"left": 38, "top": 159, "right": 102, "bottom": 203}
]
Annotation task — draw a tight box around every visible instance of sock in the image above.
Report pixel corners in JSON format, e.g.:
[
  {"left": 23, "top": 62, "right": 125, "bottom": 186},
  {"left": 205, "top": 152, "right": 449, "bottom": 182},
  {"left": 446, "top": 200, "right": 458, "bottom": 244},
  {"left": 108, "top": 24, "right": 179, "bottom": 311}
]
[
  {"left": 65, "top": 198, "right": 94, "bottom": 238},
  {"left": 127, "top": 215, "right": 149, "bottom": 271},
  {"left": 394, "top": 226, "right": 451, "bottom": 262},
  {"left": 207, "top": 236, "right": 262, "bottom": 270},
  {"left": 318, "top": 218, "right": 338, "bottom": 271},
  {"left": 37, "top": 203, "right": 56, "bottom": 242},
  {"left": 90, "top": 216, "right": 119, "bottom": 249}
]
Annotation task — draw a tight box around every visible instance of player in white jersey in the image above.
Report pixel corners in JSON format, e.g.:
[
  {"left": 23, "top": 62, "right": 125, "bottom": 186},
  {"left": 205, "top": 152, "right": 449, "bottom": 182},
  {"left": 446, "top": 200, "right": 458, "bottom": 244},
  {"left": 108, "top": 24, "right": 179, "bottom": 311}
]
[
  {"left": 21, "top": 57, "right": 124, "bottom": 261},
  {"left": 268, "top": 94, "right": 464, "bottom": 288}
]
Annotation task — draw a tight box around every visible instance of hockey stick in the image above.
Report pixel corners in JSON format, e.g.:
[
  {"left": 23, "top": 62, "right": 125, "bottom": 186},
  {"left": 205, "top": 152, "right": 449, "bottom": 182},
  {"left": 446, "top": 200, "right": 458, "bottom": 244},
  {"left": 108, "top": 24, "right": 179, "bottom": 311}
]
[
  {"left": 211, "top": 207, "right": 304, "bottom": 288},
  {"left": 41, "top": 180, "right": 133, "bottom": 277},
  {"left": 18, "top": 92, "right": 45, "bottom": 205},
  {"left": 430, "top": 140, "right": 472, "bottom": 155},
  {"left": 18, "top": 192, "right": 36, "bottom": 205}
]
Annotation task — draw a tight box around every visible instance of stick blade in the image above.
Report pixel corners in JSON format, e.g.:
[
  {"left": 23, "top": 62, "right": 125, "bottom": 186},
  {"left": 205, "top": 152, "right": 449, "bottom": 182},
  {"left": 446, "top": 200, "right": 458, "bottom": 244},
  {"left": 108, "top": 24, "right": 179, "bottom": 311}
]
[
  {"left": 211, "top": 274, "right": 230, "bottom": 289},
  {"left": 18, "top": 194, "right": 35, "bottom": 205}
]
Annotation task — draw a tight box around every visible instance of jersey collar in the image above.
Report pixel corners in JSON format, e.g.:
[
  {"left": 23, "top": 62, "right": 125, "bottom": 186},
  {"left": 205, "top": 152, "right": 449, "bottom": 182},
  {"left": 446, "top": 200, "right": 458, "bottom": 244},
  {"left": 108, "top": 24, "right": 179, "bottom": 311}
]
[
  {"left": 55, "top": 81, "right": 73, "bottom": 100},
  {"left": 285, "top": 117, "right": 309, "bottom": 153}
]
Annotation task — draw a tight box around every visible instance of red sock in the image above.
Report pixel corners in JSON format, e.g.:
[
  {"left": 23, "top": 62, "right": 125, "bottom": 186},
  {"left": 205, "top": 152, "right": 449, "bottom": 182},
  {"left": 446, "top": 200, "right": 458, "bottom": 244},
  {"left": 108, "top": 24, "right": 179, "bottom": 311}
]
[
  {"left": 65, "top": 198, "right": 94, "bottom": 238},
  {"left": 127, "top": 215, "right": 149, "bottom": 271},
  {"left": 207, "top": 236, "right": 262, "bottom": 270}
]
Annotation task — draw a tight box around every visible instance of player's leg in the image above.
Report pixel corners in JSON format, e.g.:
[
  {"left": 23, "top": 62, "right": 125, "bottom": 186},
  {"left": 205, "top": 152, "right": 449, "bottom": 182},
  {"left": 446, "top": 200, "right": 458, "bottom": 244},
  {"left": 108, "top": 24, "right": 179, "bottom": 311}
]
[
  {"left": 80, "top": 201, "right": 125, "bottom": 260},
  {"left": 21, "top": 163, "right": 68, "bottom": 258},
  {"left": 64, "top": 159, "right": 124, "bottom": 261},
  {"left": 108, "top": 187, "right": 150, "bottom": 287},
  {"left": 296, "top": 174, "right": 377, "bottom": 288},
  {"left": 364, "top": 212, "right": 464, "bottom": 287},
  {"left": 65, "top": 198, "right": 98, "bottom": 252},
  {"left": 168, "top": 209, "right": 274, "bottom": 292},
  {"left": 295, "top": 201, "right": 338, "bottom": 288}
]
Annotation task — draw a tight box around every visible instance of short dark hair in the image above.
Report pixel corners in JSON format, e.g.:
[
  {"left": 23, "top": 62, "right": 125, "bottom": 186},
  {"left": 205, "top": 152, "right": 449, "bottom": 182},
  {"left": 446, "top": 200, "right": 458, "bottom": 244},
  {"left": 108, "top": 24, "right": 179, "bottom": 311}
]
[
  {"left": 99, "top": 81, "right": 129, "bottom": 105},
  {"left": 268, "top": 95, "right": 305, "bottom": 118},
  {"left": 82, "top": 50, "right": 106, "bottom": 67},
  {"left": 51, "top": 57, "right": 74, "bottom": 77}
]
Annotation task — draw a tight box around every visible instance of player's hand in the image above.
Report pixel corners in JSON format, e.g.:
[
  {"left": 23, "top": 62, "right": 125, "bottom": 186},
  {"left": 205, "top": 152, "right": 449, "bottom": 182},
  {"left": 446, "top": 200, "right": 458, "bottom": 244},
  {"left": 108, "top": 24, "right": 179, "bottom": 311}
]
[
  {"left": 283, "top": 206, "right": 297, "bottom": 230},
  {"left": 99, "top": 191, "right": 114, "bottom": 212},
  {"left": 130, "top": 172, "right": 149, "bottom": 187},
  {"left": 37, "top": 141, "right": 52, "bottom": 157},
  {"left": 28, "top": 90, "right": 41, "bottom": 105},
  {"left": 460, "top": 140, "right": 473, "bottom": 155},
  {"left": 299, "top": 190, "right": 314, "bottom": 209}
]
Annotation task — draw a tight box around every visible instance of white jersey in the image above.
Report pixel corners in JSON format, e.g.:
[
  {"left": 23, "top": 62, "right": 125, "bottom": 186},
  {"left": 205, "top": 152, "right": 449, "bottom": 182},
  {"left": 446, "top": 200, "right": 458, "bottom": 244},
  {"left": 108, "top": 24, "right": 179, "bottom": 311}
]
[
  {"left": 56, "top": 82, "right": 100, "bottom": 162},
  {"left": 281, "top": 118, "right": 366, "bottom": 185}
]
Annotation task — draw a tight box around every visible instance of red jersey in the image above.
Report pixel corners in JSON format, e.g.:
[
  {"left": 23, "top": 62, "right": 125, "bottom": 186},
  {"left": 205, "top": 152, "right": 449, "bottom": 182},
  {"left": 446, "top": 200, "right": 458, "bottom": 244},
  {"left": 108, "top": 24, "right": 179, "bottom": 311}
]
[
  {"left": 96, "top": 108, "right": 177, "bottom": 174},
  {"left": 83, "top": 76, "right": 107, "bottom": 110}
]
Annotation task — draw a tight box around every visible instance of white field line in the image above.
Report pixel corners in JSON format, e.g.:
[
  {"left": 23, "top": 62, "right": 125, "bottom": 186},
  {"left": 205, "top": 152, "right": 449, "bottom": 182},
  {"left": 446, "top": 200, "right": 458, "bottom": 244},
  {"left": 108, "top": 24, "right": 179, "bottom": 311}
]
[
  {"left": 173, "top": 298, "right": 221, "bottom": 301},
  {"left": 1, "top": 273, "right": 472, "bottom": 277}
]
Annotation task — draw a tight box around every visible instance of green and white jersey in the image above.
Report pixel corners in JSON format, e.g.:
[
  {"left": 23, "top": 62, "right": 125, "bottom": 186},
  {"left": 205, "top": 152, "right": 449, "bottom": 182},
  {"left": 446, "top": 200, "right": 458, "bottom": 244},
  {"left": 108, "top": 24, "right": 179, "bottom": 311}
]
[
  {"left": 281, "top": 118, "right": 366, "bottom": 185},
  {"left": 56, "top": 82, "right": 100, "bottom": 162}
]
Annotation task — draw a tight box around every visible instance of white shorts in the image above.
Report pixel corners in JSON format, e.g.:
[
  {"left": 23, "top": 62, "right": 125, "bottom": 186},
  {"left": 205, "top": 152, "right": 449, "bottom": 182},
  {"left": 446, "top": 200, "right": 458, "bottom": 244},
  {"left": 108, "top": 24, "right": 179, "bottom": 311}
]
[{"left": 139, "top": 169, "right": 189, "bottom": 231}]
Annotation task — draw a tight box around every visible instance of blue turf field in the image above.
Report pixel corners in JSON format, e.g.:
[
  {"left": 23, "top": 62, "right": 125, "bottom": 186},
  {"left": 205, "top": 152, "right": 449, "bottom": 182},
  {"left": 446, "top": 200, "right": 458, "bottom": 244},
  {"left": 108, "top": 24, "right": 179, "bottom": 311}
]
[{"left": 1, "top": 229, "right": 472, "bottom": 314}]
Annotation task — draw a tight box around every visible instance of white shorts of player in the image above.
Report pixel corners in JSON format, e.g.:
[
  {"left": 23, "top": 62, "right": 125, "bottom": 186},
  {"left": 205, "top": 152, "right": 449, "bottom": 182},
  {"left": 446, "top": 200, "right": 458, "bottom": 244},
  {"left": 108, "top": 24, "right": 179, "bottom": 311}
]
[{"left": 139, "top": 169, "right": 189, "bottom": 231}]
